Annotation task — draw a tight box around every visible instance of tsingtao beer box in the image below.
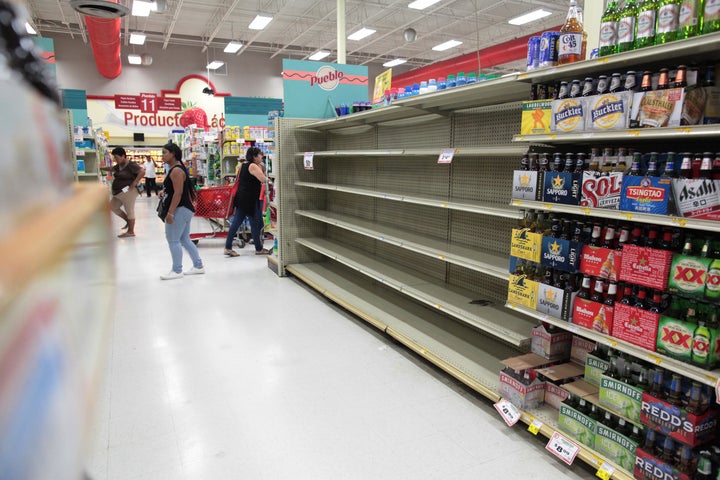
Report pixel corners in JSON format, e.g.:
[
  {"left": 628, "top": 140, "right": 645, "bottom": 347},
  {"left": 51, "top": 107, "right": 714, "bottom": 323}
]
[
  {"left": 619, "top": 176, "right": 673, "bottom": 215},
  {"left": 542, "top": 171, "right": 582, "bottom": 205},
  {"left": 580, "top": 171, "right": 623, "bottom": 209}
]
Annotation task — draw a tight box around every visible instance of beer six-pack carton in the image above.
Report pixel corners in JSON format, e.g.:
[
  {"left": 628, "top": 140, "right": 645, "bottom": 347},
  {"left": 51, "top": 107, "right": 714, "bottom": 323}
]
[
  {"left": 531, "top": 324, "right": 572, "bottom": 361},
  {"left": 536, "top": 362, "right": 584, "bottom": 410},
  {"left": 619, "top": 244, "right": 674, "bottom": 291},
  {"left": 572, "top": 296, "right": 614, "bottom": 335},
  {"left": 619, "top": 175, "right": 673, "bottom": 215},
  {"left": 580, "top": 171, "right": 623, "bottom": 210},
  {"left": 611, "top": 303, "right": 660, "bottom": 352},
  {"left": 511, "top": 170, "right": 543, "bottom": 201},
  {"left": 520, "top": 100, "right": 552, "bottom": 135},
  {"left": 542, "top": 171, "right": 582, "bottom": 205},
  {"left": 540, "top": 236, "right": 582, "bottom": 273},
  {"left": 671, "top": 178, "right": 720, "bottom": 221},
  {"left": 640, "top": 392, "right": 717, "bottom": 447},
  {"left": 634, "top": 447, "right": 692, "bottom": 480},
  {"left": 656, "top": 313, "right": 720, "bottom": 369},
  {"left": 584, "top": 353, "right": 610, "bottom": 387},
  {"left": 599, "top": 374, "right": 643, "bottom": 422},
  {"left": 498, "top": 353, "right": 551, "bottom": 410},
  {"left": 668, "top": 254, "right": 716, "bottom": 300},
  {"left": 581, "top": 245, "right": 622, "bottom": 282},
  {"left": 594, "top": 422, "right": 639, "bottom": 472}
]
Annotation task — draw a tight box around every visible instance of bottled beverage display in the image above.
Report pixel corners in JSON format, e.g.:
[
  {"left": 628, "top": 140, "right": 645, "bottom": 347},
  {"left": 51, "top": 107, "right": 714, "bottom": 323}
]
[
  {"left": 656, "top": 0, "right": 681, "bottom": 44},
  {"left": 618, "top": 0, "right": 640, "bottom": 52},
  {"left": 702, "top": 0, "right": 720, "bottom": 34},
  {"left": 558, "top": 0, "right": 587, "bottom": 65},
  {"left": 678, "top": 0, "right": 703, "bottom": 38},
  {"left": 635, "top": 0, "right": 659, "bottom": 48},
  {"left": 599, "top": 0, "right": 620, "bottom": 56}
]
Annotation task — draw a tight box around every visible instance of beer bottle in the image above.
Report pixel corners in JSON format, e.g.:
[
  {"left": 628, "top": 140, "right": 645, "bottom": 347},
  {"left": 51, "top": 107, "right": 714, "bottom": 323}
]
[
  {"left": 693, "top": 319, "right": 712, "bottom": 365},
  {"left": 657, "top": 68, "right": 670, "bottom": 89},
  {"left": 596, "top": 75, "right": 610, "bottom": 94},
  {"left": 636, "top": 366, "right": 651, "bottom": 390},
  {"left": 635, "top": 0, "right": 659, "bottom": 49},
  {"left": 591, "top": 278, "right": 606, "bottom": 302},
  {"left": 543, "top": 267, "right": 554, "bottom": 285},
  {"left": 539, "top": 153, "right": 550, "bottom": 172},
  {"left": 700, "top": 152, "right": 714, "bottom": 178},
  {"left": 682, "top": 235, "right": 694, "bottom": 255},
  {"left": 644, "top": 428, "right": 658, "bottom": 451},
  {"left": 646, "top": 228, "right": 659, "bottom": 248},
  {"left": 589, "top": 403, "right": 602, "bottom": 421},
  {"left": 686, "top": 381, "right": 704, "bottom": 414},
  {"left": 667, "top": 295, "right": 683, "bottom": 318},
  {"left": 630, "top": 226, "right": 644, "bottom": 245},
  {"left": 661, "top": 152, "right": 678, "bottom": 177},
  {"left": 660, "top": 230, "right": 674, "bottom": 250},
  {"left": 602, "top": 225, "right": 616, "bottom": 249},
  {"left": 679, "top": 444, "right": 694, "bottom": 474},
  {"left": 578, "top": 397, "right": 591, "bottom": 414},
  {"left": 679, "top": 152, "right": 693, "bottom": 178},
  {"left": 520, "top": 155, "right": 530, "bottom": 170},
  {"left": 702, "top": 0, "right": 720, "bottom": 34},
  {"left": 530, "top": 84, "right": 539, "bottom": 100},
  {"left": 649, "top": 368, "right": 665, "bottom": 398},
  {"left": 630, "top": 425, "right": 643, "bottom": 444},
  {"left": 616, "top": 417, "right": 632, "bottom": 436},
  {"left": 624, "top": 70, "right": 639, "bottom": 91},
  {"left": 706, "top": 257, "right": 720, "bottom": 301},
  {"left": 656, "top": 0, "right": 681, "bottom": 44},
  {"left": 617, "top": 0, "right": 639, "bottom": 52},
  {"left": 581, "top": 77, "right": 594, "bottom": 96},
  {"left": 661, "top": 434, "right": 676, "bottom": 463},
  {"left": 696, "top": 452, "right": 713, "bottom": 480},
  {"left": 607, "top": 73, "right": 621, "bottom": 93},
  {"left": 558, "top": 81, "right": 569, "bottom": 99},
  {"left": 569, "top": 79, "right": 582, "bottom": 98},
  {"left": 648, "top": 290, "right": 664, "bottom": 313},
  {"left": 701, "top": 237, "right": 711, "bottom": 258},
  {"left": 577, "top": 275, "right": 592, "bottom": 299},
  {"left": 590, "top": 223, "right": 603, "bottom": 246},
  {"left": 640, "top": 71, "right": 654, "bottom": 91},
  {"left": 629, "top": 152, "right": 643, "bottom": 175},
  {"left": 666, "top": 373, "right": 684, "bottom": 406},
  {"left": 712, "top": 152, "right": 720, "bottom": 180},
  {"left": 599, "top": 1, "right": 620, "bottom": 57},
  {"left": 574, "top": 152, "right": 586, "bottom": 173},
  {"left": 563, "top": 153, "right": 575, "bottom": 172},
  {"left": 619, "top": 284, "right": 634, "bottom": 304},
  {"left": 571, "top": 221, "right": 584, "bottom": 242},
  {"left": 550, "top": 218, "right": 561, "bottom": 238},
  {"left": 687, "top": 300, "right": 699, "bottom": 324},
  {"left": 604, "top": 282, "right": 618, "bottom": 306},
  {"left": 552, "top": 152, "right": 563, "bottom": 172},
  {"left": 674, "top": 65, "right": 688, "bottom": 88},
  {"left": 589, "top": 148, "right": 601, "bottom": 171},
  {"left": 616, "top": 226, "right": 630, "bottom": 251},
  {"left": 558, "top": 0, "right": 586, "bottom": 65},
  {"left": 616, "top": 147, "right": 629, "bottom": 172},
  {"left": 634, "top": 287, "right": 649, "bottom": 309},
  {"left": 678, "top": 0, "right": 703, "bottom": 38},
  {"left": 560, "top": 219, "right": 573, "bottom": 240},
  {"left": 539, "top": 84, "right": 550, "bottom": 100},
  {"left": 646, "top": 152, "right": 660, "bottom": 175}
]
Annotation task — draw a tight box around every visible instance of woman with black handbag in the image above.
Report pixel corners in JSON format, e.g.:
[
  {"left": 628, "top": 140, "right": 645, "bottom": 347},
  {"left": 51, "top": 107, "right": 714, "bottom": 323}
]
[{"left": 159, "top": 143, "right": 205, "bottom": 280}]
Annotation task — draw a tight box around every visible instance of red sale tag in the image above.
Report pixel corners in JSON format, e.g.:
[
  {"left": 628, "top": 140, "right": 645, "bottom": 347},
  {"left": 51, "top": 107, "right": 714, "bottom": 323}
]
[
  {"left": 546, "top": 431, "right": 580, "bottom": 465},
  {"left": 303, "top": 152, "right": 314, "bottom": 170},
  {"left": 438, "top": 148, "right": 456, "bottom": 164},
  {"left": 493, "top": 399, "right": 521, "bottom": 426}
]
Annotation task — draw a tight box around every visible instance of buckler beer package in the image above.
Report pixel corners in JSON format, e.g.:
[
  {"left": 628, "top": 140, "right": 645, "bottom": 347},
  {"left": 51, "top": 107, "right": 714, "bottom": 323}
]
[
  {"left": 619, "top": 176, "right": 673, "bottom": 215},
  {"left": 580, "top": 171, "right": 623, "bottom": 209},
  {"left": 512, "top": 170, "right": 543, "bottom": 201},
  {"left": 587, "top": 91, "right": 633, "bottom": 131},
  {"left": 520, "top": 100, "right": 552, "bottom": 134},
  {"left": 619, "top": 244, "right": 673, "bottom": 291},
  {"left": 671, "top": 178, "right": 720, "bottom": 221},
  {"left": 611, "top": 303, "right": 660, "bottom": 352},
  {"left": 542, "top": 171, "right": 582, "bottom": 205},
  {"left": 641, "top": 392, "right": 718, "bottom": 446},
  {"left": 551, "top": 97, "right": 585, "bottom": 133}
]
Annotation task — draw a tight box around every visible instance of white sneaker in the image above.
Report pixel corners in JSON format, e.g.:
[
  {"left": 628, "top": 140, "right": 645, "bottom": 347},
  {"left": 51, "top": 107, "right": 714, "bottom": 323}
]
[
  {"left": 184, "top": 266, "right": 205, "bottom": 275},
  {"left": 160, "top": 270, "right": 183, "bottom": 280}
]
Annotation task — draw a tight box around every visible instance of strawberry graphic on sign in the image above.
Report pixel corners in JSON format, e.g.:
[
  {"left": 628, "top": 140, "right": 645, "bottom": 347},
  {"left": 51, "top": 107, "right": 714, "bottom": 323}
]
[{"left": 177, "top": 101, "right": 209, "bottom": 129}]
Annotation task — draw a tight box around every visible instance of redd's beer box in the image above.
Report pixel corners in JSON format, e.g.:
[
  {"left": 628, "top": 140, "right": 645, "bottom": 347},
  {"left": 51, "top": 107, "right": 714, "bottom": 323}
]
[
  {"left": 599, "top": 374, "right": 643, "bottom": 422},
  {"left": 531, "top": 324, "right": 572, "bottom": 361},
  {"left": 520, "top": 100, "right": 552, "bottom": 135},
  {"left": 542, "top": 171, "right": 582, "bottom": 205},
  {"left": 572, "top": 297, "right": 614, "bottom": 335},
  {"left": 611, "top": 303, "right": 660, "bottom": 352},
  {"left": 594, "top": 423, "right": 639, "bottom": 472},
  {"left": 510, "top": 228, "right": 542, "bottom": 263},
  {"left": 619, "top": 244, "right": 674, "bottom": 291},
  {"left": 512, "top": 170, "right": 543, "bottom": 201},
  {"left": 671, "top": 178, "right": 720, "bottom": 221},
  {"left": 541, "top": 236, "right": 582, "bottom": 273},
  {"left": 581, "top": 245, "right": 622, "bottom": 282},
  {"left": 641, "top": 392, "right": 718, "bottom": 446},
  {"left": 580, "top": 171, "right": 623, "bottom": 209},
  {"left": 507, "top": 273, "right": 539, "bottom": 310},
  {"left": 619, "top": 176, "right": 673, "bottom": 215},
  {"left": 656, "top": 314, "right": 720, "bottom": 369},
  {"left": 634, "top": 448, "right": 692, "bottom": 480},
  {"left": 667, "top": 254, "right": 712, "bottom": 300},
  {"left": 536, "top": 282, "right": 574, "bottom": 321}
]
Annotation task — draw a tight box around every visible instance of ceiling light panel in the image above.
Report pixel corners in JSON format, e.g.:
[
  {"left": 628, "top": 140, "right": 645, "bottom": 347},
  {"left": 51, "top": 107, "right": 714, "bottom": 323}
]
[
  {"left": 25, "top": 22, "right": 36, "bottom": 35},
  {"left": 383, "top": 59, "right": 407, "bottom": 67},
  {"left": 309, "top": 50, "right": 331, "bottom": 61},
  {"left": 129, "top": 33, "right": 146, "bottom": 45},
  {"left": 224, "top": 41, "right": 243, "bottom": 53},
  {"left": 432, "top": 40, "right": 462, "bottom": 51},
  {"left": 408, "top": 0, "right": 442, "bottom": 10},
  {"left": 508, "top": 9, "right": 552, "bottom": 26},
  {"left": 128, "top": 54, "right": 142, "bottom": 65},
  {"left": 249, "top": 14, "right": 273, "bottom": 30},
  {"left": 206, "top": 61, "right": 225, "bottom": 70},
  {"left": 132, "top": 0, "right": 153, "bottom": 17},
  {"left": 347, "top": 28, "right": 376, "bottom": 41}
]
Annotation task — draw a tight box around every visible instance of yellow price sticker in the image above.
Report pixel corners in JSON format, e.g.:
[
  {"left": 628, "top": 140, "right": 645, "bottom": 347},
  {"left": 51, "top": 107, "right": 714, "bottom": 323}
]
[
  {"left": 549, "top": 134, "right": 557, "bottom": 140},
  {"left": 516, "top": 135, "right": 525, "bottom": 141},
  {"left": 441, "top": 202, "right": 448, "bottom": 208},
  {"left": 438, "top": 254, "right": 446, "bottom": 260},
  {"left": 647, "top": 354, "right": 663, "bottom": 365},
  {"left": 602, "top": 338, "right": 617, "bottom": 348},
  {"left": 671, "top": 217, "right": 688, "bottom": 227},
  {"left": 512, "top": 200, "right": 523, "bottom": 206},
  {"left": 436, "top": 304, "right": 443, "bottom": 310},
  {"left": 518, "top": 73, "right": 529, "bottom": 80},
  {"left": 596, "top": 463, "right": 615, "bottom": 480},
  {"left": 543, "top": 203, "right": 554, "bottom": 210},
  {"left": 528, "top": 419, "right": 543, "bottom": 435},
  {"left": 596, "top": 57, "right": 610, "bottom": 64},
  {"left": 581, "top": 208, "right": 591, "bottom": 215},
  {"left": 675, "top": 127, "right": 693, "bottom": 134},
  {"left": 621, "top": 212, "right": 634, "bottom": 220},
  {"left": 626, "top": 130, "right": 641, "bottom": 136}
]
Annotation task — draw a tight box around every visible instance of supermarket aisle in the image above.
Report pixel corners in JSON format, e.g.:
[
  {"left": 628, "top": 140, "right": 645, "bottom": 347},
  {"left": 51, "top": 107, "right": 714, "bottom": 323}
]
[{"left": 84, "top": 196, "right": 596, "bottom": 480}]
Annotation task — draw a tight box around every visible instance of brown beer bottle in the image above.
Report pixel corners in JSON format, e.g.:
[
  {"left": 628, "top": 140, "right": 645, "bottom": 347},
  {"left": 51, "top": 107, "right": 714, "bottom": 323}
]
[
  {"left": 558, "top": 0, "right": 586, "bottom": 65},
  {"left": 657, "top": 68, "right": 670, "bottom": 89},
  {"left": 640, "top": 71, "right": 653, "bottom": 91},
  {"left": 674, "top": 65, "right": 688, "bottom": 88}
]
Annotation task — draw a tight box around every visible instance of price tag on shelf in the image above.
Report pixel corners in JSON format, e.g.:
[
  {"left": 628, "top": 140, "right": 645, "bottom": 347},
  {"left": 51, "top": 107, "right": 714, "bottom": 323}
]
[
  {"left": 494, "top": 399, "right": 521, "bottom": 426},
  {"left": 438, "top": 148, "right": 456, "bottom": 164},
  {"left": 674, "top": 127, "right": 693, "bottom": 134},
  {"left": 596, "top": 57, "right": 610, "bottom": 64},
  {"left": 716, "top": 378, "right": 720, "bottom": 404},
  {"left": 581, "top": 208, "right": 591, "bottom": 215},
  {"left": 515, "top": 135, "right": 526, "bottom": 141},
  {"left": 441, "top": 202, "right": 448, "bottom": 208},
  {"left": 647, "top": 354, "right": 663, "bottom": 366},
  {"left": 303, "top": 152, "right": 314, "bottom": 170},
  {"left": 620, "top": 212, "right": 634, "bottom": 220},
  {"left": 76, "top": 149, "right": 85, "bottom": 156},
  {"left": 671, "top": 217, "right": 688, "bottom": 227},
  {"left": 626, "top": 130, "right": 641, "bottom": 136},
  {"left": 596, "top": 462, "right": 615, "bottom": 480},
  {"left": 528, "top": 419, "right": 543, "bottom": 435},
  {"left": 582, "top": 133, "right": 594, "bottom": 138},
  {"left": 601, "top": 338, "right": 617, "bottom": 348},
  {"left": 546, "top": 432, "right": 580, "bottom": 466}
]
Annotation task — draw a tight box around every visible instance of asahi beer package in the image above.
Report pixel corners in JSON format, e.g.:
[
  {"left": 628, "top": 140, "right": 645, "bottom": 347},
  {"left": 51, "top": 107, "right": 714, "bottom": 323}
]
[{"left": 671, "top": 178, "right": 720, "bottom": 221}]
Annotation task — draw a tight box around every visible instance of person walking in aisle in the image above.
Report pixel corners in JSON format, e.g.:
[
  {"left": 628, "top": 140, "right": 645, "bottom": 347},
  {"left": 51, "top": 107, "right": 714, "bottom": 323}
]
[
  {"left": 224, "top": 146, "right": 271, "bottom": 257},
  {"left": 106, "top": 147, "right": 144, "bottom": 238},
  {"left": 143, "top": 156, "right": 158, "bottom": 197},
  {"left": 160, "top": 143, "right": 205, "bottom": 280}
]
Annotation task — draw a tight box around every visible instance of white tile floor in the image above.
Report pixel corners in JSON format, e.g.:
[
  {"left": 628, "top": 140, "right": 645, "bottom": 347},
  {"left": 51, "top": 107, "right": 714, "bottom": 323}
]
[{"left": 84, "top": 195, "right": 597, "bottom": 480}]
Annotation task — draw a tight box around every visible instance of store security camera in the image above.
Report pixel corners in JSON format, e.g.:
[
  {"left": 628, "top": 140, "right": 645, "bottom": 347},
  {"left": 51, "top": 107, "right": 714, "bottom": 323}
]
[{"left": 403, "top": 28, "right": 417, "bottom": 42}]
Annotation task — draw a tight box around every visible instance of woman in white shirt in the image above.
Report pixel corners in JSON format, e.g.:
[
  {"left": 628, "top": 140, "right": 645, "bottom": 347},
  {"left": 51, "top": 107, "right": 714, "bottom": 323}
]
[{"left": 143, "top": 156, "right": 158, "bottom": 197}]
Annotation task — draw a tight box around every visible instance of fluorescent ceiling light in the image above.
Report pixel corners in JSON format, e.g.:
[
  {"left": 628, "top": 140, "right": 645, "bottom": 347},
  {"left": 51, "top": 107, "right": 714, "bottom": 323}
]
[
  {"left": 408, "top": 0, "right": 442, "bottom": 10},
  {"left": 432, "top": 39, "right": 462, "bottom": 51},
  {"left": 128, "top": 54, "right": 142, "bottom": 65},
  {"left": 383, "top": 58, "right": 407, "bottom": 67},
  {"left": 129, "top": 33, "right": 146, "bottom": 45},
  {"left": 25, "top": 22, "right": 37, "bottom": 35},
  {"left": 309, "top": 50, "right": 331, "bottom": 61},
  {"left": 508, "top": 9, "right": 552, "bottom": 25},
  {"left": 132, "top": 0, "right": 153, "bottom": 16},
  {"left": 206, "top": 60, "right": 225, "bottom": 70},
  {"left": 347, "top": 28, "right": 376, "bottom": 41},
  {"left": 249, "top": 14, "right": 273, "bottom": 30},
  {"left": 224, "top": 41, "right": 243, "bottom": 53}
]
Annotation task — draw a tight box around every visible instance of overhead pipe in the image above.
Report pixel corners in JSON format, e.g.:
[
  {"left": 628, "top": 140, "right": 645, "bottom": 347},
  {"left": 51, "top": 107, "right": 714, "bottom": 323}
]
[
  {"left": 392, "top": 26, "right": 562, "bottom": 89},
  {"left": 84, "top": 0, "right": 122, "bottom": 79}
]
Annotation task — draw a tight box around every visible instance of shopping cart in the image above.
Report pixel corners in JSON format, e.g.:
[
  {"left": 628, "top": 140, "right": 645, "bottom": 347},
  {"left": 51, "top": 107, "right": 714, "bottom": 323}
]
[{"left": 189, "top": 186, "right": 235, "bottom": 245}]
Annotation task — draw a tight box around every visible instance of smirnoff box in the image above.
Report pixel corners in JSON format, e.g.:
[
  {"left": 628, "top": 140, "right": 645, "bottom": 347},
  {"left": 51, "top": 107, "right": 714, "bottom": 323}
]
[
  {"left": 656, "top": 314, "right": 720, "bottom": 369},
  {"left": 531, "top": 324, "right": 572, "bottom": 361},
  {"left": 599, "top": 374, "right": 643, "bottom": 422},
  {"left": 619, "top": 176, "right": 673, "bottom": 215},
  {"left": 572, "top": 297, "right": 614, "bottom": 335},
  {"left": 558, "top": 403, "right": 596, "bottom": 449},
  {"left": 571, "top": 336, "right": 596, "bottom": 366},
  {"left": 584, "top": 353, "right": 610, "bottom": 387},
  {"left": 540, "top": 236, "right": 582, "bottom": 273},
  {"left": 634, "top": 447, "right": 691, "bottom": 480},
  {"left": 580, "top": 245, "right": 622, "bottom": 282},
  {"left": 619, "top": 244, "right": 673, "bottom": 291},
  {"left": 580, "top": 171, "right": 623, "bottom": 210},
  {"left": 536, "top": 362, "right": 585, "bottom": 410},
  {"left": 510, "top": 229, "right": 542, "bottom": 263},
  {"left": 641, "top": 392, "right": 718, "bottom": 446},
  {"left": 594, "top": 423, "right": 639, "bottom": 472},
  {"left": 512, "top": 170, "right": 543, "bottom": 201},
  {"left": 542, "top": 171, "right": 582, "bottom": 205},
  {"left": 667, "top": 254, "right": 712, "bottom": 300},
  {"left": 611, "top": 303, "right": 660, "bottom": 352},
  {"left": 671, "top": 178, "right": 720, "bottom": 221},
  {"left": 499, "top": 353, "right": 550, "bottom": 410}
]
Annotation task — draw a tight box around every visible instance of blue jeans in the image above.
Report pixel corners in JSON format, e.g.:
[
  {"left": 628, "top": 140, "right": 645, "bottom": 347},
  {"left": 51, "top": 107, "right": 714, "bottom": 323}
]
[
  {"left": 165, "top": 206, "right": 203, "bottom": 273},
  {"left": 225, "top": 200, "right": 264, "bottom": 251}
]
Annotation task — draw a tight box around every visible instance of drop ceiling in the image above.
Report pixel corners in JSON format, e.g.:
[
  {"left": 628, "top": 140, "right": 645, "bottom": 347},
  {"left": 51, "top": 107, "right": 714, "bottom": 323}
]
[{"left": 25, "top": 0, "right": 571, "bottom": 72}]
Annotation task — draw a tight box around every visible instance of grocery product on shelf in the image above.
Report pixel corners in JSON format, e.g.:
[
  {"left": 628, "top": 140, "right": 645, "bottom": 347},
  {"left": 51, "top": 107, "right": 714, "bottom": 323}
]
[{"left": 558, "top": 0, "right": 587, "bottom": 65}]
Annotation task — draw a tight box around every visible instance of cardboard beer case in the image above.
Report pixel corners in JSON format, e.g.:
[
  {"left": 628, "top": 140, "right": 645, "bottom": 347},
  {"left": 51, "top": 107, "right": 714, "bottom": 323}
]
[
  {"left": 619, "top": 244, "right": 674, "bottom": 291},
  {"left": 587, "top": 91, "right": 633, "bottom": 131},
  {"left": 641, "top": 392, "right": 718, "bottom": 446},
  {"left": 540, "top": 236, "right": 582, "bottom": 273},
  {"left": 536, "top": 362, "right": 585, "bottom": 410},
  {"left": 631, "top": 88, "right": 685, "bottom": 128},
  {"left": 558, "top": 402, "right": 596, "bottom": 449},
  {"left": 634, "top": 448, "right": 692, "bottom": 480},
  {"left": 667, "top": 254, "right": 712, "bottom": 300},
  {"left": 521, "top": 100, "right": 552, "bottom": 135},
  {"left": 581, "top": 245, "right": 622, "bottom": 282},
  {"left": 584, "top": 353, "right": 610, "bottom": 387},
  {"left": 594, "top": 423, "right": 639, "bottom": 472},
  {"left": 656, "top": 314, "right": 720, "bottom": 369},
  {"left": 571, "top": 336, "right": 596, "bottom": 366},
  {"left": 531, "top": 324, "right": 572, "bottom": 361},
  {"left": 510, "top": 229, "right": 542, "bottom": 263},
  {"left": 536, "top": 282, "right": 574, "bottom": 321},
  {"left": 580, "top": 171, "right": 623, "bottom": 210},
  {"left": 671, "top": 178, "right": 720, "bottom": 221},
  {"left": 542, "top": 171, "right": 582, "bottom": 205},
  {"left": 512, "top": 170, "right": 543, "bottom": 201},
  {"left": 498, "top": 354, "right": 550, "bottom": 410},
  {"left": 599, "top": 374, "right": 643, "bottom": 422},
  {"left": 611, "top": 303, "right": 660, "bottom": 352},
  {"left": 620, "top": 176, "right": 673, "bottom": 215},
  {"left": 552, "top": 97, "right": 586, "bottom": 133},
  {"left": 572, "top": 297, "right": 614, "bottom": 335},
  {"left": 507, "top": 274, "right": 539, "bottom": 310}
]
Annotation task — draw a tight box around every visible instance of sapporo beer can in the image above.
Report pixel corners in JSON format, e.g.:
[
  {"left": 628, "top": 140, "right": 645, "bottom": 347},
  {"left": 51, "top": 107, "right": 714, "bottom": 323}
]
[
  {"left": 527, "top": 36, "right": 541, "bottom": 71},
  {"left": 539, "top": 31, "right": 559, "bottom": 68}
]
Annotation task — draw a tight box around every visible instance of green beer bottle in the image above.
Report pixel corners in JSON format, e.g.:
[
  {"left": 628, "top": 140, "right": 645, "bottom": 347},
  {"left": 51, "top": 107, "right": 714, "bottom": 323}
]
[
  {"left": 635, "top": 0, "right": 659, "bottom": 48},
  {"left": 702, "top": 0, "right": 720, "bottom": 33},
  {"left": 692, "top": 319, "right": 711, "bottom": 366},
  {"left": 656, "top": 0, "right": 681, "bottom": 43},
  {"left": 678, "top": 0, "right": 704, "bottom": 38},
  {"left": 600, "top": 1, "right": 620, "bottom": 56},
  {"left": 706, "top": 257, "right": 720, "bottom": 301},
  {"left": 618, "top": 0, "right": 639, "bottom": 52}
]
